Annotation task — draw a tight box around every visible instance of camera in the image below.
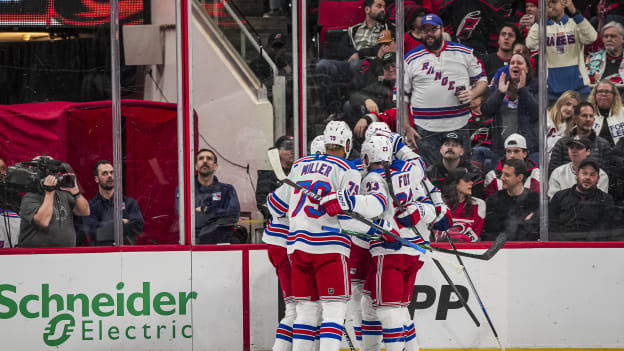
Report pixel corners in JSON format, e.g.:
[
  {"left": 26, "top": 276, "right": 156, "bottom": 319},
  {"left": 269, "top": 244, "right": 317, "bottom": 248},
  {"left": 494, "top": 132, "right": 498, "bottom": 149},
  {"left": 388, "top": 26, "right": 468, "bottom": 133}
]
[{"left": 3, "top": 155, "right": 75, "bottom": 193}]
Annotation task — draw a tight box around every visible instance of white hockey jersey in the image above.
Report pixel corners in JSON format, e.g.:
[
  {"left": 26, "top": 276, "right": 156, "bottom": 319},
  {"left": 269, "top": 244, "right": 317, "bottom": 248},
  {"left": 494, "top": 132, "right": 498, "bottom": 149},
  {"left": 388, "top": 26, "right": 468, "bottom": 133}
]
[
  {"left": 360, "top": 160, "right": 436, "bottom": 256},
  {"left": 267, "top": 154, "right": 385, "bottom": 256},
  {"left": 404, "top": 42, "right": 487, "bottom": 132}
]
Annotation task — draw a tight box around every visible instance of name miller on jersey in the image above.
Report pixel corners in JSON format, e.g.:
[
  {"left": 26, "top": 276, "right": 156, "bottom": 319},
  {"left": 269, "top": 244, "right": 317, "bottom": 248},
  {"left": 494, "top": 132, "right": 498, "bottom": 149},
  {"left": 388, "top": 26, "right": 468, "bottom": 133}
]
[{"left": 300, "top": 162, "right": 333, "bottom": 177}]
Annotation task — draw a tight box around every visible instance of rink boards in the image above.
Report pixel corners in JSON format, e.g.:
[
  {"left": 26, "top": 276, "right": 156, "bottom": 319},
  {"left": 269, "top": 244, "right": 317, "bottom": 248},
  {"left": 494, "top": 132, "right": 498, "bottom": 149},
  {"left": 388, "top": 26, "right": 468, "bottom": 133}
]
[{"left": 0, "top": 243, "right": 623, "bottom": 350}]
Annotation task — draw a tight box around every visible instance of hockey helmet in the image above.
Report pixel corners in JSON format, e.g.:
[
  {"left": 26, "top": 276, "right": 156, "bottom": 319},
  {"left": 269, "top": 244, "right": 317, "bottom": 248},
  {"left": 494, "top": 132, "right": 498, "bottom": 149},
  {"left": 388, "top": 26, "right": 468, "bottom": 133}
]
[
  {"left": 323, "top": 121, "right": 353, "bottom": 157},
  {"left": 309, "top": 135, "right": 326, "bottom": 155},
  {"left": 365, "top": 121, "right": 392, "bottom": 141},
  {"left": 361, "top": 135, "right": 393, "bottom": 167}
]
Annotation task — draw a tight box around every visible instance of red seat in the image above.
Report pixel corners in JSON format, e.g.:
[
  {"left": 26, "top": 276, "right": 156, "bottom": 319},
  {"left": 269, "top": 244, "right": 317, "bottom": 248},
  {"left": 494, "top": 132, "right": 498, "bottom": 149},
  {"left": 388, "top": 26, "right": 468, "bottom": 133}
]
[{"left": 317, "top": 0, "right": 365, "bottom": 44}]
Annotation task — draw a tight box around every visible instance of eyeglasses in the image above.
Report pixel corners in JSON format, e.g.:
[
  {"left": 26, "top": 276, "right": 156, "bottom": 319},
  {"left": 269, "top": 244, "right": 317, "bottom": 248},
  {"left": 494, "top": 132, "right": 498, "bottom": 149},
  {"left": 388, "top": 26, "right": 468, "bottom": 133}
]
[{"left": 597, "top": 90, "right": 614, "bottom": 95}]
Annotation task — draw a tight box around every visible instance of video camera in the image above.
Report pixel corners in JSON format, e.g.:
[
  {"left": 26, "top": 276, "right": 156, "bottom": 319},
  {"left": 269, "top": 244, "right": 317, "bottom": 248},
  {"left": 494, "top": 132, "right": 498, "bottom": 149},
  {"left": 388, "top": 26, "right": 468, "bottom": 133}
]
[{"left": 2, "top": 155, "right": 75, "bottom": 193}]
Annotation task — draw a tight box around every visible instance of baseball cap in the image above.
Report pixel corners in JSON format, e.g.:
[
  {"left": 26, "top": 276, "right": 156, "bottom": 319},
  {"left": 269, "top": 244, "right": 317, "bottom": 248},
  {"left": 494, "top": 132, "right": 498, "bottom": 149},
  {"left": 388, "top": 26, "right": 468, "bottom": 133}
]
[
  {"left": 504, "top": 133, "right": 527, "bottom": 149},
  {"left": 381, "top": 52, "right": 396, "bottom": 65},
  {"left": 525, "top": 0, "right": 538, "bottom": 6},
  {"left": 567, "top": 136, "right": 591, "bottom": 149},
  {"left": 421, "top": 14, "right": 443, "bottom": 27},
  {"left": 377, "top": 29, "right": 393, "bottom": 45},
  {"left": 578, "top": 159, "right": 599, "bottom": 173},
  {"left": 268, "top": 32, "right": 286, "bottom": 49},
  {"left": 442, "top": 132, "right": 463, "bottom": 145},
  {"left": 275, "top": 135, "right": 294, "bottom": 149}
]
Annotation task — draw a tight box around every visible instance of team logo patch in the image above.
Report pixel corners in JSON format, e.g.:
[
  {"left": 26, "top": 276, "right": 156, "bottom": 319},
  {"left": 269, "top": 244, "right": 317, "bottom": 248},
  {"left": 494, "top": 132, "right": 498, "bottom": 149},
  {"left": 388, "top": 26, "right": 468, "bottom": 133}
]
[
  {"left": 212, "top": 192, "right": 222, "bottom": 201},
  {"left": 328, "top": 288, "right": 335, "bottom": 295}
]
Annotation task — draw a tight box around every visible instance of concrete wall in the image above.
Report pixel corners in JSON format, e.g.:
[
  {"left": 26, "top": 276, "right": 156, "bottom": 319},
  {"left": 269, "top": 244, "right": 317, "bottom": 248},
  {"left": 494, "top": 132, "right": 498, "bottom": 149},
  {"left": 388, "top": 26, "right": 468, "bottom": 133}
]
[{"left": 144, "top": 0, "right": 275, "bottom": 235}]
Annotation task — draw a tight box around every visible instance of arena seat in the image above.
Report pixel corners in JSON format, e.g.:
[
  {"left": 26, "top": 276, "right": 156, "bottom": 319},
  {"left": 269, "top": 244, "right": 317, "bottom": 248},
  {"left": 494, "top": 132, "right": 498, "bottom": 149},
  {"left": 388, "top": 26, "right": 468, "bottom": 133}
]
[{"left": 317, "top": 0, "right": 365, "bottom": 57}]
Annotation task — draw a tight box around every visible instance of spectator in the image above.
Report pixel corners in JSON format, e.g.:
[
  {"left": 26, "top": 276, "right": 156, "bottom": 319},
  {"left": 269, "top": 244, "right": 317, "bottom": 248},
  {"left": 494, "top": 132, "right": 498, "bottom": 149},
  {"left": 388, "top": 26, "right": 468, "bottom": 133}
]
[
  {"left": 481, "top": 24, "right": 520, "bottom": 83},
  {"left": 350, "top": 52, "right": 396, "bottom": 137},
  {"left": 403, "top": 13, "right": 488, "bottom": 166},
  {"left": 549, "top": 136, "right": 609, "bottom": 198},
  {"left": 588, "top": 79, "right": 624, "bottom": 146},
  {"left": 426, "top": 132, "right": 485, "bottom": 199},
  {"left": 404, "top": 5, "right": 427, "bottom": 52},
  {"left": 518, "top": 0, "right": 539, "bottom": 37},
  {"left": 19, "top": 156, "right": 90, "bottom": 247},
  {"left": 438, "top": 0, "right": 517, "bottom": 58},
  {"left": 84, "top": 160, "right": 144, "bottom": 246},
  {"left": 549, "top": 102, "right": 612, "bottom": 175},
  {"left": 0, "top": 157, "right": 20, "bottom": 248},
  {"left": 468, "top": 92, "right": 498, "bottom": 173},
  {"left": 350, "top": 30, "right": 397, "bottom": 92},
  {"left": 484, "top": 133, "right": 540, "bottom": 198},
  {"left": 482, "top": 158, "right": 539, "bottom": 241},
  {"left": 549, "top": 159, "right": 620, "bottom": 240},
  {"left": 586, "top": 21, "right": 624, "bottom": 85},
  {"left": 314, "top": 0, "right": 389, "bottom": 114},
  {"left": 526, "top": 0, "right": 597, "bottom": 103},
  {"left": 256, "top": 136, "right": 294, "bottom": 221},
  {"left": 434, "top": 167, "right": 486, "bottom": 242},
  {"left": 184, "top": 149, "right": 241, "bottom": 244},
  {"left": 590, "top": 0, "right": 624, "bottom": 31},
  {"left": 482, "top": 52, "right": 539, "bottom": 161},
  {"left": 547, "top": 90, "right": 581, "bottom": 156},
  {"left": 316, "top": 0, "right": 388, "bottom": 79}
]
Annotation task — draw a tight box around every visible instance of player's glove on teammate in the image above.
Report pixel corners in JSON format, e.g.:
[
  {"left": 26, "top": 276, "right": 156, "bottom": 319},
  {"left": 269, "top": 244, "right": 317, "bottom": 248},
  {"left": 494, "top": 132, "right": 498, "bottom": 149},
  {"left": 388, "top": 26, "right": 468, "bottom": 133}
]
[
  {"left": 321, "top": 190, "right": 355, "bottom": 216},
  {"left": 433, "top": 205, "right": 453, "bottom": 231},
  {"left": 380, "top": 228, "right": 403, "bottom": 251},
  {"left": 394, "top": 203, "right": 423, "bottom": 228}
]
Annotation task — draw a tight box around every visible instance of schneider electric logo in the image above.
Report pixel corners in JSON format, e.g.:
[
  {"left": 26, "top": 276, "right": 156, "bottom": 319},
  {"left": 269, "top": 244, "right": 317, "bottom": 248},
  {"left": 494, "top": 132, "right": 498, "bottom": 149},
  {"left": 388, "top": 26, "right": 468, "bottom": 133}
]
[{"left": 0, "top": 282, "right": 198, "bottom": 347}]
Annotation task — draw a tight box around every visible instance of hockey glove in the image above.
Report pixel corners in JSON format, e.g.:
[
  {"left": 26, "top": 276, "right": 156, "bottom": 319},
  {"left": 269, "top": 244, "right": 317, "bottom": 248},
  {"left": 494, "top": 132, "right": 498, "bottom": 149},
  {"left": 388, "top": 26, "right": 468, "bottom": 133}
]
[
  {"left": 380, "top": 228, "right": 403, "bottom": 251},
  {"left": 395, "top": 203, "right": 423, "bottom": 228},
  {"left": 432, "top": 205, "right": 453, "bottom": 231},
  {"left": 321, "top": 190, "right": 355, "bottom": 216}
]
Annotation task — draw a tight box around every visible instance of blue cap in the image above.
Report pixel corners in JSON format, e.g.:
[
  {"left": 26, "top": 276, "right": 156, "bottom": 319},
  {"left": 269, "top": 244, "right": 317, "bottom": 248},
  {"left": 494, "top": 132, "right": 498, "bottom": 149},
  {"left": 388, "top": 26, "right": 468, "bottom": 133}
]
[{"left": 421, "top": 14, "right": 443, "bottom": 27}]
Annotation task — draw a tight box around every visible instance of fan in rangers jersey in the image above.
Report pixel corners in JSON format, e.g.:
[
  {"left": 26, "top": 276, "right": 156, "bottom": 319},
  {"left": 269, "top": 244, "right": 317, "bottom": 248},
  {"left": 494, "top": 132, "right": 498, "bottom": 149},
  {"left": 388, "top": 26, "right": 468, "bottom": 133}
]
[{"left": 402, "top": 13, "right": 488, "bottom": 167}]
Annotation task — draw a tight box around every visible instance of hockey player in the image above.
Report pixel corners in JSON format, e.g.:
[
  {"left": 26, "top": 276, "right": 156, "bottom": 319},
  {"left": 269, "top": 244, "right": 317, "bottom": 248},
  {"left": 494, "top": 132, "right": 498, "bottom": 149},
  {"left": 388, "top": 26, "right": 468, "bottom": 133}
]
[
  {"left": 263, "top": 213, "right": 296, "bottom": 351},
  {"left": 268, "top": 121, "right": 385, "bottom": 351},
  {"left": 310, "top": 135, "right": 326, "bottom": 155},
  {"left": 358, "top": 135, "right": 436, "bottom": 351},
  {"left": 365, "top": 122, "right": 453, "bottom": 233}
]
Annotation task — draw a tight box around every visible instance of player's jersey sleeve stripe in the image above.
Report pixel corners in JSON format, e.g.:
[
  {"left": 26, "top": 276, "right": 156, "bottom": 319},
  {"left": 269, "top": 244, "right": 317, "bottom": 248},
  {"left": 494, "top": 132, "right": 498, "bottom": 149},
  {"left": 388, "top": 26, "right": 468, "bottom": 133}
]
[
  {"left": 268, "top": 193, "right": 289, "bottom": 215},
  {"left": 371, "top": 192, "right": 388, "bottom": 211}
]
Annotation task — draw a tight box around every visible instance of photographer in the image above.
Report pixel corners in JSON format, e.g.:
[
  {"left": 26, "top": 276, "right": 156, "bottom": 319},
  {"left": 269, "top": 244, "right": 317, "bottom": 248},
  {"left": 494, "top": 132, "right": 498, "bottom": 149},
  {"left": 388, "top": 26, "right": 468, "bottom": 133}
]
[
  {"left": 0, "top": 157, "right": 21, "bottom": 248},
  {"left": 19, "top": 156, "right": 89, "bottom": 247}
]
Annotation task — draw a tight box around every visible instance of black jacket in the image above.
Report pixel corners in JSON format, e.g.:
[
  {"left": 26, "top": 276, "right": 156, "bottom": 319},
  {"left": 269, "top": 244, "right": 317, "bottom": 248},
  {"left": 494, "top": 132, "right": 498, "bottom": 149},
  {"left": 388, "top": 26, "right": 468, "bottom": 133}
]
[
  {"left": 549, "top": 186, "right": 621, "bottom": 240},
  {"left": 482, "top": 188, "right": 539, "bottom": 241},
  {"left": 348, "top": 79, "right": 395, "bottom": 125},
  {"left": 426, "top": 159, "right": 485, "bottom": 200},
  {"left": 548, "top": 128, "right": 612, "bottom": 176}
]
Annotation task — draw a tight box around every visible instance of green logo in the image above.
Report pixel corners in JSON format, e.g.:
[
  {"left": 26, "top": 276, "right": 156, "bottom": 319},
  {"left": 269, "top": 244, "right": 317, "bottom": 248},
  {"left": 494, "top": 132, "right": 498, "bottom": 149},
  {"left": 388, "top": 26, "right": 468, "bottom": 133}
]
[{"left": 43, "top": 313, "right": 75, "bottom": 347}]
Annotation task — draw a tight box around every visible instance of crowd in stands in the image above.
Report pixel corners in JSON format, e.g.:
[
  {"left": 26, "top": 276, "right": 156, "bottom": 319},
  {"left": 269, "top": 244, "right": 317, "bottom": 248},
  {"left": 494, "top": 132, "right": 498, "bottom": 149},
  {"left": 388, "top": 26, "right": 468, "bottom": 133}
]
[{"left": 3, "top": 0, "right": 624, "bottom": 247}]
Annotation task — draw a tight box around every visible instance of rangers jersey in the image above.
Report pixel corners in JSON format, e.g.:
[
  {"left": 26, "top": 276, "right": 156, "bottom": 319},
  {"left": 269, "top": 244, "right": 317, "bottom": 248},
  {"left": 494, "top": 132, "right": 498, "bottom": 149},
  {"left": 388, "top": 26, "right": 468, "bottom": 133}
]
[
  {"left": 262, "top": 214, "right": 289, "bottom": 247},
  {"left": 267, "top": 154, "right": 385, "bottom": 256},
  {"left": 404, "top": 41, "right": 487, "bottom": 132},
  {"left": 360, "top": 160, "right": 436, "bottom": 256}
]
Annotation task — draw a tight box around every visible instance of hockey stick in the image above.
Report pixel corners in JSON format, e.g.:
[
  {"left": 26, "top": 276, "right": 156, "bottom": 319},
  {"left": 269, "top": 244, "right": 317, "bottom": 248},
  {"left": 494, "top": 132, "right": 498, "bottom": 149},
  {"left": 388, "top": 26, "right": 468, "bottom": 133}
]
[
  {"left": 445, "top": 233, "right": 505, "bottom": 350},
  {"left": 267, "top": 148, "right": 506, "bottom": 260},
  {"left": 381, "top": 162, "right": 480, "bottom": 327},
  {"left": 342, "top": 320, "right": 356, "bottom": 351}
]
